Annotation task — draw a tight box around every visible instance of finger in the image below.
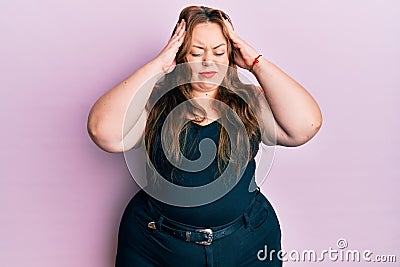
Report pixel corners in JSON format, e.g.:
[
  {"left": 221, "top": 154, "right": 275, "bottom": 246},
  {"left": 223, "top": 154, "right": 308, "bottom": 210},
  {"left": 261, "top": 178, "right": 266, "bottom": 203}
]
[
  {"left": 170, "top": 30, "right": 186, "bottom": 48},
  {"left": 168, "top": 31, "right": 186, "bottom": 51},
  {"left": 171, "top": 19, "right": 184, "bottom": 37},
  {"left": 171, "top": 20, "right": 186, "bottom": 41},
  {"left": 223, "top": 18, "right": 234, "bottom": 32},
  {"left": 172, "top": 22, "right": 180, "bottom": 36},
  {"left": 177, "top": 31, "right": 186, "bottom": 44},
  {"left": 226, "top": 30, "right": 239, "bottom": 45},
  {"left": 232, "top": 41, "right": 241, "bottom": 49},
  {"left": 176, "top": 19, "right": 185, "bottom": 32},
  {"left": 176, "top": 20, "right": 186, "bottom": 37},
  {"left": 223, "top": 19, "right": 241, "bottom": 44}
]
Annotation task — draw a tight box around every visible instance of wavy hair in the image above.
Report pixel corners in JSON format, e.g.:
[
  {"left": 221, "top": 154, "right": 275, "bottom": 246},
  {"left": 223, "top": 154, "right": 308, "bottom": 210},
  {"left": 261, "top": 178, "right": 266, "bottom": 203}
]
[{"left": 145, "top": 6, "right": 261, "bottom": 183}]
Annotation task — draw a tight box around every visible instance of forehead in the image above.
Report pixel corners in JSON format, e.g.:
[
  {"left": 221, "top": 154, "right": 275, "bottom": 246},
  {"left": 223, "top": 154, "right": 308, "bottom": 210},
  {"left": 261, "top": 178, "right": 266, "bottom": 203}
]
[{"left": 191, "top": 22, "right": 227, "bottom": 47}]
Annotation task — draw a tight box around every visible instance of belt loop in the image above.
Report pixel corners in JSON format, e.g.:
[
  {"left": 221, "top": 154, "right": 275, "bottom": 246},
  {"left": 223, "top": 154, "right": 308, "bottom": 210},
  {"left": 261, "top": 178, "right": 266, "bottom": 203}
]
[
  {"left": 243, "top": 213, "right": 250, "bottom": 228},
  {"left": 242, "top": 191, "right": 258, "bottom": 228},
  {"left": 157, "top": 215, "right": 164, "bottom": 229}
]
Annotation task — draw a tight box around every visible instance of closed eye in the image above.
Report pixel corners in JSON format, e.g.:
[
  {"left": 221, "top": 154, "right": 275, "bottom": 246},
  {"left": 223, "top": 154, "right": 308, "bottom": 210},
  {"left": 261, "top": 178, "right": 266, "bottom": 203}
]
[{"left": 191, "top": 53, "right": 201, "bottom": 57}]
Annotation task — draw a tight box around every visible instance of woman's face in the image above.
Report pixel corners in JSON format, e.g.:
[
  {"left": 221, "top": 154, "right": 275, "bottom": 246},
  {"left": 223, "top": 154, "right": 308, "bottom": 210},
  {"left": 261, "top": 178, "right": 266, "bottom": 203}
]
[{"left": 185, "top": 22, "right": 229, "bottom": 97}]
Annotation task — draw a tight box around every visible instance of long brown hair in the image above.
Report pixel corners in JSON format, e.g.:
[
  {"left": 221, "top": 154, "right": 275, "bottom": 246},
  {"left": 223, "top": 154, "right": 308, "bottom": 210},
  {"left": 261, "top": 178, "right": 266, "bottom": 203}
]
[{"left": 145, "top": 6, "right": 261, "bottom": 183}]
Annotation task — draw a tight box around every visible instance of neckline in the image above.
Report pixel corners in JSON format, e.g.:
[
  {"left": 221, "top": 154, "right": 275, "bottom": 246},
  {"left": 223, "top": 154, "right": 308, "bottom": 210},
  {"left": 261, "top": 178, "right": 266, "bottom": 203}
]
[{"left": 190, "top": 118, "right": 221, "bottom": 127}]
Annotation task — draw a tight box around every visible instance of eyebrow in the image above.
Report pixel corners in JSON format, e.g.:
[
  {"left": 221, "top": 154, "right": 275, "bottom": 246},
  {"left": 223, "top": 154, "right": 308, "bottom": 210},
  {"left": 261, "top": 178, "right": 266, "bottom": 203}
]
[{"left": 192, "top": 43, "right": 226, "bottom": 50}]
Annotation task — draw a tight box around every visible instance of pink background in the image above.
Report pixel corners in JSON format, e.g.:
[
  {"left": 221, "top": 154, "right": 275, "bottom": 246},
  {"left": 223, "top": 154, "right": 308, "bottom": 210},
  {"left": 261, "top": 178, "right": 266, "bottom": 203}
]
[{"left": 1, "top": 1, "right": 399, "bottom": 266}]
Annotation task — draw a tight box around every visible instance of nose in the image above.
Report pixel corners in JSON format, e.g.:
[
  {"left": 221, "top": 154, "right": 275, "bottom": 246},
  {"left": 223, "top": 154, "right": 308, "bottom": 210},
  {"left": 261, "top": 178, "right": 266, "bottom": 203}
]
[{"left": 202, "top": 50, "right": 214, "bottom": 66}]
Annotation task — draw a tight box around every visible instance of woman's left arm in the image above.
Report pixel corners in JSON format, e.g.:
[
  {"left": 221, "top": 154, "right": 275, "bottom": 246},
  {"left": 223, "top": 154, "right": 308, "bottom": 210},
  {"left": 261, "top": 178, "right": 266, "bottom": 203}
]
[
  {"left": 225, "top": 20, "right": 323, "bottom": 146},
  {"left": 252, "top": 57, "right": 323, "bottom": 146}
]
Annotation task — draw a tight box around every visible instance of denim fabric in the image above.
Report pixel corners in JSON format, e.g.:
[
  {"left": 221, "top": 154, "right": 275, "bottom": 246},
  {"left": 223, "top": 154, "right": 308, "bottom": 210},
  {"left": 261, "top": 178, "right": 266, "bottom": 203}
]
[{"left": 115, "top": 189, "right": 282, "bottom": 267}]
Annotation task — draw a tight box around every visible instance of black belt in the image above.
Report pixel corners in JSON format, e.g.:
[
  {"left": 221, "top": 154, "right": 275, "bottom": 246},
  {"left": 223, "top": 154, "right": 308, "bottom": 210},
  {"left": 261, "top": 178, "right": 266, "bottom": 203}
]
[
  {"left": 147, "top": 214, "right": 245, "bottom": 246},
  {"left": 146, "top": 188, "right": 260, "bottom": 246}
]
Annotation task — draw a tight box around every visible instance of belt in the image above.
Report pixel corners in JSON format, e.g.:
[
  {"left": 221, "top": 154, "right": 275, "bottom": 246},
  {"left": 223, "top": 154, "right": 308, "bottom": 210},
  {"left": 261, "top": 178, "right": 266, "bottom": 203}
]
[
  {"left": 147, "top": 213, "right": 245, "bottom": 246},
  {"left": 146, "top": 188, "right": 260, "bottom": 246}
]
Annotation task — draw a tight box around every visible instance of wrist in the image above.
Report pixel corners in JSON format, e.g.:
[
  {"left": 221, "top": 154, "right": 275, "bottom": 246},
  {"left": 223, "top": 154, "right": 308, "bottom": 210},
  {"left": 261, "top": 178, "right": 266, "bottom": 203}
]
[
  {"left": 249, "top": 55, "right": 262, "bottom": 73},
  {"left": 148, "top": 58, "right": 168, "bottom": 79},
  {"left": 249, "top": 56, "right": 267, "bottom": 75},
  {"left": 149, "top": 57, "right": 165, "bottom": 72}
]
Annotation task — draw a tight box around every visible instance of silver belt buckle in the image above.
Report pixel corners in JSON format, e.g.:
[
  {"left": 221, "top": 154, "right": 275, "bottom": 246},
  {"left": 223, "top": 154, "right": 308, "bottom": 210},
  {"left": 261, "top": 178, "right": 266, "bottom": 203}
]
[{"left": 195, "top": 228, "right": 213, "bottom": 246}]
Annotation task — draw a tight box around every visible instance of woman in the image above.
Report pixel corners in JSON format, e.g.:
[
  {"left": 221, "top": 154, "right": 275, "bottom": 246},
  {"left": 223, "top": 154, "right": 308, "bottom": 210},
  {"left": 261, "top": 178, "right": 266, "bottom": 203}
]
[{"left": 88, "top": 5, "right": 322, "bottom": 267}]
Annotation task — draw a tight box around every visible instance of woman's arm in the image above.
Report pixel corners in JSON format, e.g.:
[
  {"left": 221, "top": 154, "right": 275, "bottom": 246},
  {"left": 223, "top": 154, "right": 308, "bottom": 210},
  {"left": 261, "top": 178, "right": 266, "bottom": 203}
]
[
  {"left": 87, "top": 60, "right": 162, "bottom": 153},
  {"left": 87, "top": 20, "right": 186, "bottom": 152},
  {"left": 252, "top": 59, "right": 322, "bottom": 146},
  {"left": 224, "top": 19, "right": 322, "bottom": 146}
]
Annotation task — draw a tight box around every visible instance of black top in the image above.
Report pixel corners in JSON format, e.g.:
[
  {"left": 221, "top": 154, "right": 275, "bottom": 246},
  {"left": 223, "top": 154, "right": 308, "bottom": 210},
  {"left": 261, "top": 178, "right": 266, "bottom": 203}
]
[{"left": 147, "top": 119, "right": 260, "bottom": 227}]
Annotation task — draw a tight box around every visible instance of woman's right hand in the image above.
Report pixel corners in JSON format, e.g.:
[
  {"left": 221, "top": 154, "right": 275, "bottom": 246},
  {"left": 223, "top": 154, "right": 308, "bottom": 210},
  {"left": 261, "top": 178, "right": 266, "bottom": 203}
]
[
  {"left": 88, "top": 20, "right": 186, "bottom": 153},
  {"left": 154, "top": 19, "right": 186, "bottom": 74}
]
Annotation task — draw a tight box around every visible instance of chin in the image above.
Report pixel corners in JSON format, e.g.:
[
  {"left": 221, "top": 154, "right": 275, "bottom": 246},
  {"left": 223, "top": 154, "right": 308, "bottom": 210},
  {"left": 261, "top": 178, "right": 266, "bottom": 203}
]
[
  {"left": 191, "top": 82, "right": 220, "bottom": 92},
  {"left": 191, "top": 75, "right": 225, "bottom": 92}
]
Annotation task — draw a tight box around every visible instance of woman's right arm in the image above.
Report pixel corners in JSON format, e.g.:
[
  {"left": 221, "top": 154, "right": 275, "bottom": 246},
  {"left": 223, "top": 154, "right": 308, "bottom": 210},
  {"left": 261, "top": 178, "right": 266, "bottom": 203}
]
[{"left": 87, "top": 19, "right": 186, "bottom": 153}]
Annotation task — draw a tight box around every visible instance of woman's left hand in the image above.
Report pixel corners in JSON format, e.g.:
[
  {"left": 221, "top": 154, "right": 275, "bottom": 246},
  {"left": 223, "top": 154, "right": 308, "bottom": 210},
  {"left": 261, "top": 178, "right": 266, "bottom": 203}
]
[{"left": 223, "top": 19, "right": 260, "bottom": 70}]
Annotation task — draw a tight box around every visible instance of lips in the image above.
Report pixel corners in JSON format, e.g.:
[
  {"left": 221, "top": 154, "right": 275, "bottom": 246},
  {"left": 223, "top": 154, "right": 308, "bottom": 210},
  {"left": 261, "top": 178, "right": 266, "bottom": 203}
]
[{"left": 199, "top": 71, "right": 217, "bottom": 78}]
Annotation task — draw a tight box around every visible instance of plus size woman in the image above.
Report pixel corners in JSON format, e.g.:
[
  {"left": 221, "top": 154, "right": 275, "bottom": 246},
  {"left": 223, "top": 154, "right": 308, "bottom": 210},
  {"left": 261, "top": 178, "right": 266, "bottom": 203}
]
[{"left": 88, "top": 5, "right": 322, "bottom": 267}]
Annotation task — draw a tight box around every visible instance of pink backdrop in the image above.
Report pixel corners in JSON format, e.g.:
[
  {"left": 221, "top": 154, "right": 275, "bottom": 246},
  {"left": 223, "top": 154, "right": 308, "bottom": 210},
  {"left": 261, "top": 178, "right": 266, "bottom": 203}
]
[{"left": 1, "top": 1, "right": 399, "bottom": 266}]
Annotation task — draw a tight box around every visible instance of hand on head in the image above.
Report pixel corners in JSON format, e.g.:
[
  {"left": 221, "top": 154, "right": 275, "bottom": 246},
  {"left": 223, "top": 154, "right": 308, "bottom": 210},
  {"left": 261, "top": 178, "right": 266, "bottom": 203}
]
[
  {"left": 156, "top": 19, "right": 186, "bottom": 74},
  {"left": 222, "top": 18, "right": 260, "bottom": 71},
  {"left": 155, "top": 6, "right": 260, "bottom": 78}
]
